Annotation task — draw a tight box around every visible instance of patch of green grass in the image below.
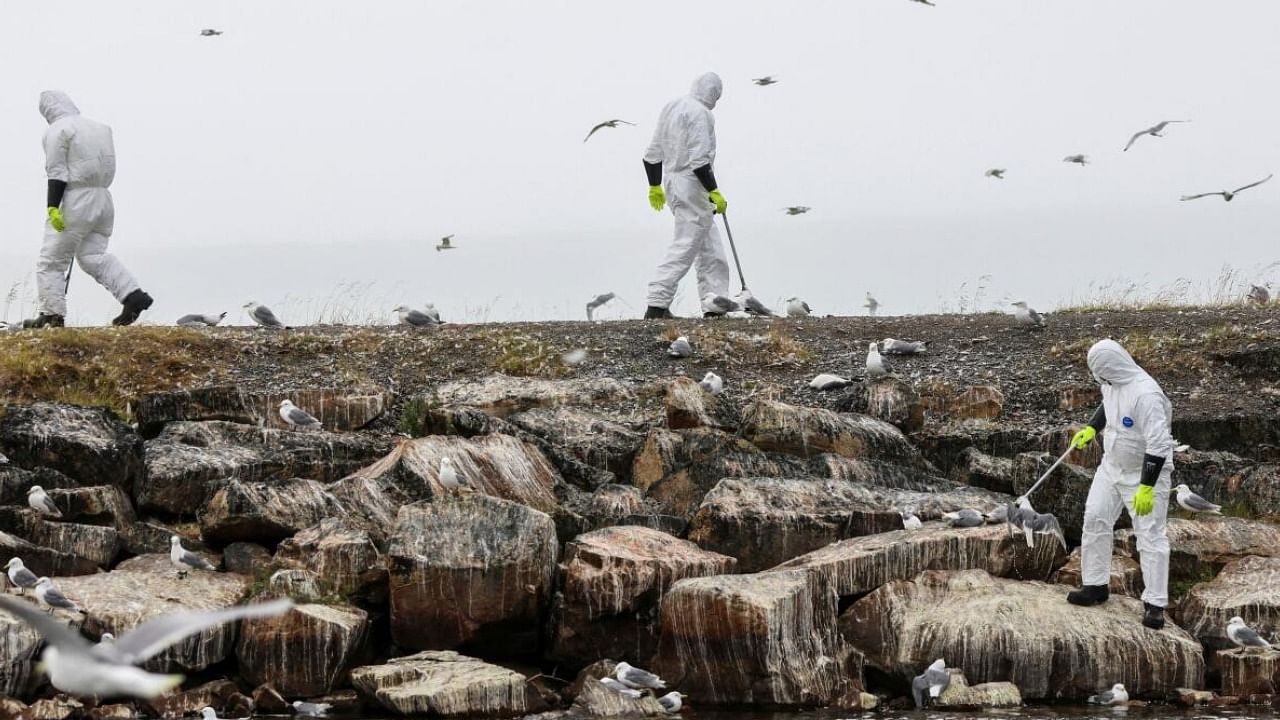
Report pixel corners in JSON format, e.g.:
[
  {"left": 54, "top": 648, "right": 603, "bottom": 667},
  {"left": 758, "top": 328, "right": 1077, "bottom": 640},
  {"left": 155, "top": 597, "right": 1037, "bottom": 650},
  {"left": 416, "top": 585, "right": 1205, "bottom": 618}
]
[
  {"left": 1169, "top": 564, "right": 1218, "bottom": 604},
  {"left": 398, "top": 393, "right": 441, "bottom": 437}
]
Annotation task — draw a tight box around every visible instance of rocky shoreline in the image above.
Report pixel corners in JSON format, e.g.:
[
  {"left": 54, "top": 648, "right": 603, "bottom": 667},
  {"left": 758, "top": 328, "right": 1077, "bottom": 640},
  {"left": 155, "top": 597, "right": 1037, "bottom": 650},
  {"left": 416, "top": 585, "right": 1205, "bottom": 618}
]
[{"left": 1, "top": 310, "right": 1279, "bottom": 718}]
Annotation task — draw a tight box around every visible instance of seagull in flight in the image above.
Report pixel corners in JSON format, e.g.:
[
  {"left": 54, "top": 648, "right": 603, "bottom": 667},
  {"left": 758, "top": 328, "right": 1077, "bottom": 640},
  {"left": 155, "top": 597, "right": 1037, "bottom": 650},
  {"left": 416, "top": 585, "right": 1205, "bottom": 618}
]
[
  {"left": 908, "top": 0, "right": 937, "bottom": 6},
  {"left": 985, "top": 168, "right": 1006, "bottom": 179},
  {"left": 200, "top": 29, "right": 223, "bottom": 37},
  {"left": 752, "top": 76, "right": 779, "bottom": 86},
  {"left": 584, "top": 119, "right": 635, "bottom": 143},
  {"left": 436, "top": 234, "right": 456, "bottom": 251},
  {"left": 1123, "top": 120, "right": 1190, "bottom": 152},
  {"left": 783, "top": 206, "right": 811, "bottom": 215},
  {"left": 0, "top": 595, "right": 292, "bottom": 699},
  {"left": 864, "top": 293, "right": 880, "bottom": 317},
  {"left": 586, "top": 292, "right": 616, "bottom": 321},
  {"left": 911, "top": 659, "right": 950, "bottom": 708},
  {"left": 1180, "top": 174, "right": 1273, "bottom": 202},
  {"left": 1063, "top": 154, "right": 1090, "bottom": 166}
]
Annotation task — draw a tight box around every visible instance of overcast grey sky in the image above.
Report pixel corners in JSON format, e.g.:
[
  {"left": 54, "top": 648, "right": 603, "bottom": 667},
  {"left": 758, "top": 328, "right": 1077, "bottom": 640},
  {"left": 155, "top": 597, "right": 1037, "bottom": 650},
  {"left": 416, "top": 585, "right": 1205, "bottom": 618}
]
[{"left": 2, "top": 1, "right": 1278, "bottom": 325}]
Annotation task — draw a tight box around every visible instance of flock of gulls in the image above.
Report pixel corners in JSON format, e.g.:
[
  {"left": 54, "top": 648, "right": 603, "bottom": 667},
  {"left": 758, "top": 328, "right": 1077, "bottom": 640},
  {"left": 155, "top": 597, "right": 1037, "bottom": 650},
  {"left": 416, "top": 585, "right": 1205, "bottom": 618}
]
[{"left": 599, "top": 662, "right": 684, "bottom": 713}]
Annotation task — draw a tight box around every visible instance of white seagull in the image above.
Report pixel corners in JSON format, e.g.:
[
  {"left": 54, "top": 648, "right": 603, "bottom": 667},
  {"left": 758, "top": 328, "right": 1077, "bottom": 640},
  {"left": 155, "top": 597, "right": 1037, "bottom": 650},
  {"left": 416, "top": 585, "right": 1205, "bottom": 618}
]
[
  {"left": 865, "top": 342, "right": 888, "bottom": 379},
  {"left": 911, "top": 659, "right": 950, "bottom": 708},
  {"left": 1005, "top": 498, "right": 1067, "bottom": 551},
  {"left": 1248, "top": 285, "right": 1271, "bottom": 304},
  {"left": 699, "top": 371, "right": 724, "bottom": 396},
  {"left": 614, "top": 661, "right": 666, "bottom": 690},
  {"left": 657, "top": 692, "right": 685, "bottom": 713},
  {"left": 901, "top": 510, "right": 923, "bottom": 531},
  {"left": 881, "top": 338, "right": 927, "bottom": 355},
  {"left": 438, "top": 457, "right": 469, "bottom": 492},
  {"left": 1087, "top": 683, "right": 1128, "bottom": 705},
  {"left": 1181, "top": 174, "right": 1273, "bottom": 202},
  {"left": 393, "top": 305, "right": 442, "bottom": 328},
  {"left": 809, "top": 373, "right": 851, "bottom": 391},
  {"left": 584, "top": 120, "right": 635, "bottom": 143},
  {"left": 1173, "top": 484, "right": 1221, "bottom": 515},
  {"left": 35, "top": 577, "right": 80, "bottom": 613},
  {"left": 243, "top": 302, "right": 285, "bottom": 329},
  {"left": 27, "top": 485, "right": 62, "bottom": 517},
  {"left": 0, "top": 595, "right": 292, "bottom": 699},
  {"left": 586, "top": 292, "right": 616, "bottom": 321},
  {"left": 736, "top": 291, "right": 776, "bottom": 317},
  {"left": 1123, "top": 120, "right": 1190, "bottom": 152},
  {"left": 176, "top": 312, "right": 226, "bottom": 328},
  {"left": 702, "top": 293, "right": 741, "bottom": 316},
  {"left": 279, "top": 400, "right": 322, "bottom": 430},
  {"left": 667, "top": 336, "right": 693, "bottom": 358},
  {"left": 1011, "top": 301, "right": 1046, "bottom": 328},
  {"left": 200, "top": 29, "right": 223, "bottom": 37},
  {"left": 6, "top": 558, "right": 39, "bottom": 594},
  {"left": 599, "top": 677, "right": 642, "bottom": 698},
  {"left": 292, "top": 701, "right": 333, "bottom": 717},
  {"left": 785, "top": 297, "right": 811, "bottom": 317},
  {"left": 942, "top": 509, "right": 985, "bottom": 528},
  {"left": 1227, "top": 616, "right": 1272, "bottom": 651},
  {"left": 170, "top": 535, "right": 217, "bottom": 577},
  {"left": 783, "top": 206, "right": 811, "bottom": 215}
]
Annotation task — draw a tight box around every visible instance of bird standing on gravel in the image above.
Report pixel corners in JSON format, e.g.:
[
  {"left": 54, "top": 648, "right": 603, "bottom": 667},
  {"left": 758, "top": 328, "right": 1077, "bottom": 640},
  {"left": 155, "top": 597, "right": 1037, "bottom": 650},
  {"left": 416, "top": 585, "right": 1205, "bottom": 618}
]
[
  {"left": 584, "top": 120, "right": 635, "bottom": 143},
  {"left": 785, "top": 297, "right": 811, "bottom": 317},
  {"left": 1228, "top": 616, "right": 1272, "bottom": 651},
  {"left": 1088, "top": 683, "right": 1128, "bottom": 705},
  {"left": 176, "top": 312, "right": 226, "bottom": 328},
  {"left": 865, "top": 342, "right": 888, "bottom": 379},
  {"left": 243, "top": 302, "right": 285, "bottom": 329},
  {"left": 1123, "top": 120, "right": 1190, "bottom": 151},
  {"left": 35, "top": 577, "right": 80, "bottom": 613},
  {"left": 1173, "top": 484, "right": 1221, "bottom": 515},
  {"left": 699, "top": 371, "right": 724, "bottom": 395},
  {"left": 27, "top": 485, "right": 62, "bottom": 517},
  {"left": 1180, "top": 174, "right": 1272, "bottom": 202},
  {"left": 393, "top": 305, "right": 442, "bottom": 328},
  {"left": 170, "top": 536, "right": 217, "bottom": 578},
  {"left": 6, "top": 558, "right": 39, "bottom": 594},
  {"left": 279, "top": 400, "right": 322, "bottom": 430},
  {"left": 1011, "top": 301, "right": 1046, "bottom": 328}
]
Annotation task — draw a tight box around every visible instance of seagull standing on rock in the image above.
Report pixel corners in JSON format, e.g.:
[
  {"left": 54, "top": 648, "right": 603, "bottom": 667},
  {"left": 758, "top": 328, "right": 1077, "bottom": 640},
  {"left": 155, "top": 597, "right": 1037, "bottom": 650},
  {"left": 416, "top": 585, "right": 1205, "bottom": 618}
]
[
  {"left": 599, "top": 678, "right": 642, "bottom": 698},
  {"left": 657, "top": 692, "right": 685, "bottom": 713},
  {"left": 243, "top": 302, "right": 285, "bottom": 329},
  {"left": 1011, "top": 301, "right": 1046, "bottom": 328},
  {"left": 1227, "top": 616, "right": 1271, "bottom": 651},
  {"left": 614, "top": 661, "right": 666, "bottom": 690},
  {"left": 1174, "top": 484, "right": 1221, "bottom": 515},
  {"left": 438, "top": 457, "right": 470, "bottom": 493},
  {"left": 1088, "top": 683, "right": 1128, "bottom": 705},
  {"left": 0, "top": 595, "right": 293, "bottom": 699},
  {"left": 1248, "top": 285, "right": 1271, "bottom": 304},
  {"left": 35, "top": 577, "right": 80, "bottom": 613},
  {"left": 170, "top": 535, "right": 217, "bottom": 577},
  {"left": 279, "top": 400, "right": 322, "bottom": 430},
  {"left": 865, "top": 342, "right": 888, "bottom": 379},
  {"left": 28, "top": 485, "right": 62, "bottom": 517},
  {"left": 6, "top": 558, "right": 39, "bottom": 594}
]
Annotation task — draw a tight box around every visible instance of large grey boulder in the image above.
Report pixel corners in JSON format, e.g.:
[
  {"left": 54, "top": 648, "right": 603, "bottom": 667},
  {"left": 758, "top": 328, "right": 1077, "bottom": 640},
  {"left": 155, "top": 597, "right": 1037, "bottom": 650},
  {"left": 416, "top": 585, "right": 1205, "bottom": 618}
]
[
  {"left": 201, "top": 478, "right": 346, "bottom": 544},
  {"left": 739, "top": 399, "right": 922, "bottom": 462},
  {"left": 135, "top": 386, "right": 390, "bottom": 434},
  {"left": 1180, "top": 555, "right": 1280, "bottom": 655},
  {"left": 237, "top": 603, "right": 370, "bottom": 697},
  {"left": 0, "top": 403, "right": 143, "bottom": 491},
  {"left": 1117, "top": 517, "right": 1280, "bottom": 587},
  {"left": 429, "top": 374, "right": 635, "bottom": 417},
  {"left": 840, "top": 570, "right": 1204, "bottom": 700},
  {"left": 548, "top": 526, "right": 736, "bottom": 668},
  {"left": 386, "top": 495, "right": 557, "bottom": 656},
  {"left": 0, "top": 606, "right": 42, "bottom": 698},
  {"left": 350, "top": 650, "right": 548, "bottom": 717},
  {"left": 274, "top": 518, "right": 385, "bottom": 600},
  {"left": 0, "top": 508, "right": 120, "bottom": 568}
]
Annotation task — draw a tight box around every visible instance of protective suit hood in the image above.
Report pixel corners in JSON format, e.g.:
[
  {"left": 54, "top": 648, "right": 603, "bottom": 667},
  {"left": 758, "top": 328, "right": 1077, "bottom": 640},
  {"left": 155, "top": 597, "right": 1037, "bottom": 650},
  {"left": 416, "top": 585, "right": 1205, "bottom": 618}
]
[
  {"left": 1087, "top": 339, "right": 1145, "bottom": 385},
  {"left": 39, "top": 91, "right": 80, "bottom": 125},
  {"left": 690, "top": 72, "right": 723, "bottom": 110}
]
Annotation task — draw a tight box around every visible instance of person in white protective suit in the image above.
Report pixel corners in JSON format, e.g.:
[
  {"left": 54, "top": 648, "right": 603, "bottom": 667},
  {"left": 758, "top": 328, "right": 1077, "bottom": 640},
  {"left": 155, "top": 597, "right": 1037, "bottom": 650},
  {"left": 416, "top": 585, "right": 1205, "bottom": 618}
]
[
  {"left": 24, "top": 91, "right": 153, "bottom": 328},
  {"left": 1066, "top": 339, "right": 1173, "bottom": 630},
  {"left": 641, "top": 72, "right": 731, "bottom": 320}
]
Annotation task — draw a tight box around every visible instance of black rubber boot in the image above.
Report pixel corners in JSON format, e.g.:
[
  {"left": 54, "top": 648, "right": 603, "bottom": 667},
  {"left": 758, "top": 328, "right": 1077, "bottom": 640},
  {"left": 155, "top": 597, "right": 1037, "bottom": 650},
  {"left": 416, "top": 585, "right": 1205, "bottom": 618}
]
[
  {"left": 112, "top": 289, "right": 153, "bottom": 326},
  {"left": 22, "top": 313, "right": 65, "bottom": 329},
  {"left": 1142, "top": 603, "right": 1165, "bottom": 630},
  {"left": 1066, "top": 584, "right": 1110, "bottom": 607},
  {"left": 643, "top": 306, "right": 676, "bottom": 320}
]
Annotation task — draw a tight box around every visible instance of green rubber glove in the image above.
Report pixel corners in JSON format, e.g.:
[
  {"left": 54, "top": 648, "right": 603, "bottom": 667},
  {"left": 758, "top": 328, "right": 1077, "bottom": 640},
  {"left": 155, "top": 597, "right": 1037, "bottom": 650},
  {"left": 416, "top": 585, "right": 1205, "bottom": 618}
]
[
  {"left": 1071, "top": 426, "right": 1096, "bottom": 450},
  {"left": 708, "top": 189, "right": 727, "bottom": 214},
  {"left": 648, "top": 186, "right": 666, "bottom": 212},
  {"left": 47, "top": 207, "right": 65, "bottom": 233},
  {"left": 1133, "top": 484, "right": 1155, "bottom": 516}
]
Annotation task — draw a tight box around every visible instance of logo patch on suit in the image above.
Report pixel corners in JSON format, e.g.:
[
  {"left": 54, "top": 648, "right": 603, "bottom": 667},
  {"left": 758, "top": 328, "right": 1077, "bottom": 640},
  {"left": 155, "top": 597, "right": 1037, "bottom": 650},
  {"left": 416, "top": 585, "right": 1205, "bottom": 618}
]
[{"left": 1122, "top": 416, "right": 1134, "bottom": 428}]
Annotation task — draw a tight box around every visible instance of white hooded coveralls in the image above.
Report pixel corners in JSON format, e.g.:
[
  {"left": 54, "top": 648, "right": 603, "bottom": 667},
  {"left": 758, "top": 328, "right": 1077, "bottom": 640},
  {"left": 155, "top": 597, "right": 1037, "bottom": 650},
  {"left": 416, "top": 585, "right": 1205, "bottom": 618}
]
[
  {"left": 1080, "top": 339, "right": 1174, "bottom": 608},
  {"left": 38, "top": 91, "right": 141, "bottom": 317},
  {"left": 643, "top": 73, "right": 731, "bottom": 310}
]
